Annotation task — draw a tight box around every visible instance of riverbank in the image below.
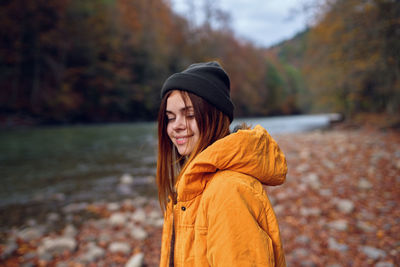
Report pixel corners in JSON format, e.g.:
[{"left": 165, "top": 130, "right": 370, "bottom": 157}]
[
  {"left": 1, "top": 125, "right": 399, "bottom": 266},
  {"left": 271, "top": 126, "right": 399, "bottom": 266}
]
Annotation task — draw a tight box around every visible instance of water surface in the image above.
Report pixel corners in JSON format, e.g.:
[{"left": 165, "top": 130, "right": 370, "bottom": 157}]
[
  {"left": 0, "top": 122, "right": 157, "bottom": 208},
  {"left": 0, "top": 114, "right": 337, "bottom": 215}
]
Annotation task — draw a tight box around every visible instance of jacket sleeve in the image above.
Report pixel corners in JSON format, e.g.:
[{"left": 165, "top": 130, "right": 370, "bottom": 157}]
[{"left": 204, "top": 178, "right": 279, "bottom": 267}]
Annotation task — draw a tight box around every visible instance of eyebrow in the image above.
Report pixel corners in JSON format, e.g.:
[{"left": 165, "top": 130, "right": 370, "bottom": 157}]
[{"left": 166, "top": 106, "right": 194, "bottom": 114}]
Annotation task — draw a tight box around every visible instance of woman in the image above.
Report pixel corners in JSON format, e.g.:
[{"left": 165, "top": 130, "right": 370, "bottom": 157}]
[{"left": 157, "top": 61, "right": 287, "bottom": 266}]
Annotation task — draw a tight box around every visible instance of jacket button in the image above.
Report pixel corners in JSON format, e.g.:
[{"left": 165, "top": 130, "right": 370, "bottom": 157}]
[{"left": 181, "top": 206, "right": 186, "bottom": 211}]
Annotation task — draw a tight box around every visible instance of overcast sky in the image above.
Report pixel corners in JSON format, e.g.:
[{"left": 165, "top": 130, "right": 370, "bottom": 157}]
[{"left": 171, "top": 0, "right": 312, "bottom": 48}]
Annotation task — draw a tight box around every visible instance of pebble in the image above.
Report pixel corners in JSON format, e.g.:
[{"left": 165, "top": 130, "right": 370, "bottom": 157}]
[
  {"left": 122, "top": 199, "right": 135, "bottom": 209},
  {"left": 296, "top": 163, "right": 310, "bottom": 173},
  {"left": 304, "top": 173, "right": 321, "bottom": 189},
  {"left": 63, "top": 224, "right": 78, "bottom": 238},
  {"left": 306, "top": 172, "right": 319, "bottom": 183},
  {"left": 37, "top": 237, "right": 77, "bottom": 257},
  {"left": 359, "top": 246, "right": 387, "bottom": 260},
  {"left": 295, "top": 235, "right": 310, "bottom": 244},
  {"left": 276, "top": 191, "right": 289, "bottom": 200},
  {"left": 336, "top": 199, "right": 355, "bottom": 214},
  {"left": 132, "top": 208, "right": 147, "bottom": 223},
  {"left": 107, "top": 202, "right": 121, "bottom": 211},
  {"left": 359, "top": 209, "right": 374, "bottom": 220},
  {"left": 62, "top": 202, "right": 88, "bottom": 213},
  {"left": 358, "top": 178, "right": 373, "bottom": 190},
  {"left": 18, "top": 226, "right": 45, "bottom": 241},
  {"left": 149, "top": 218, "right": 164, "bottom": 228},
  {"left": 90, "top": 218, "right": 108, "bottom": 229},
  {"left": 297, "top": 183, "right": 307, "bottom": 193},
  {"left": 356, "top": 221, "right": 376, "bottom": 232},
  {"left": 120, "top": 173, "right": 134, "bottom": 185},
  {"left": 130, "top": 225, "right": 148, "bottom": 240},
  {"left": 328, "top": 237, "right": 348, "bottom": 252},
  {"left": 99, "top": 232, "right": 112, "bottom": 243},
  {"left": 299, "top": 150, "right": 311, "bottom": 159},
  {"left": 323, "top": 159, "right": 335, "bottom": 170},
  {"left": 328, "top": 219, "right": 348, "bottom": 231},
  {"left": 333, "top": 174, "right": 349, "bottom": 183},
  {"left": 108, "top": 242, "right": 131, "bottom": 255},
  {"left": 337, "top": 146, "right": 346, "bottom": 154},
  {"left": 319, "top": 189, "right": 332, "bottom": 196},
  {"left": 46, "top": 213, "right": 60, "bottom": 222},
  {"left": 291, "top": 248, "right": 308, "bottom": 257},
  {"left": 109, "top": 212, "right": 128, "bottom": 227},
  {"left": 148, "top": 209, "right": 162, "bottom": 220},
  {"left": 79, "top": 242, "right": 105, "bottom": 263},
  {"left": 300, "top": 207, "right": 322, "bottom": 216},
  {"left": 125, "top": 252, "right": 145, "bottom": 267}
]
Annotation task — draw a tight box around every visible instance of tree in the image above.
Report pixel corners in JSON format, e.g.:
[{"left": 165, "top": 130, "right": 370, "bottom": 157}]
[{"left": 304, "top": 0, "right": 400, "bottom": 115}]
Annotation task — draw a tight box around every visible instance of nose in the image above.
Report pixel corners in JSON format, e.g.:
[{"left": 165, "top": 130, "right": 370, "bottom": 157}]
[{"left": 172, "top": 115, "right": 186, "bottom": 131}]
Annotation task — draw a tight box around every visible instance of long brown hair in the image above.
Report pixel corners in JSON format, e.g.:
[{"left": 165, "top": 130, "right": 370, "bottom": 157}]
[{"left": 156, "top": 90, "right": 231, "bottom": 211}]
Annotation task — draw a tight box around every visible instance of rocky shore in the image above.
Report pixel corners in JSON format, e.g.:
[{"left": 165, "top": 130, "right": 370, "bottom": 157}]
[
  {"left": 1, "top": 127, "right": 399, "bottom": 266},
  {"left": 270, "top": 127, "right": 399, "bottom": 266},
  {"left": 1, "top": 196, "right": 163, "bottom": 267}
]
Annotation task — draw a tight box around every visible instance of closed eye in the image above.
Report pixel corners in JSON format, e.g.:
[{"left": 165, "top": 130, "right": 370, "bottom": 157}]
[{"left": 186, "top": 113, "right": 195, "bottom": 119}]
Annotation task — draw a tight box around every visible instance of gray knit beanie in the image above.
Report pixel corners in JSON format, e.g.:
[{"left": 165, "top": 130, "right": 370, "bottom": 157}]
[{"left": 161, "top": 61, "right": 234, "bottom": 122}]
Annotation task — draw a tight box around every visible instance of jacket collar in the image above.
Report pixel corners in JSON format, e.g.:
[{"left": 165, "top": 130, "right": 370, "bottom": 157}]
[{"left": 176, "top": 125, "right": 287, "bottom": 202}]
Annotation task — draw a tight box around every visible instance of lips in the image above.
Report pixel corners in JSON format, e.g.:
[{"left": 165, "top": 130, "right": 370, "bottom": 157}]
[{"left": 175, "top": 135, "right": 192, "bottom": 145}]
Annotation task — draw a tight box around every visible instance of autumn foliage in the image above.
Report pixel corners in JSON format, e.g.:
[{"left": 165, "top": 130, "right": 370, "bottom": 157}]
[
  {"left": 0, "top": 0, "right": 399, "bottom": 124},
  {"left": 302, "top": 0, "right": 399, "bottom": 116}
]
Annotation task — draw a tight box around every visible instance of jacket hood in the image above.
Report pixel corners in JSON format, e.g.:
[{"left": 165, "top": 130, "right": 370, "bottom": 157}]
[{"left": 177, "top": 125, "right": 287, "bottom": 202}]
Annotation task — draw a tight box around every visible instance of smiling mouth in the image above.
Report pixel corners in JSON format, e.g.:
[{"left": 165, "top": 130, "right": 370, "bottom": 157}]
[{"left": 175, "top": 136, "right": 192, "bottom": 145}]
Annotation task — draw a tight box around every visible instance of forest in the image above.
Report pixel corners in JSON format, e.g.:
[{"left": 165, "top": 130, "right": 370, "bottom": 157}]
[{"left": 0, "top": 0, "right": 399, "bottom": 125}]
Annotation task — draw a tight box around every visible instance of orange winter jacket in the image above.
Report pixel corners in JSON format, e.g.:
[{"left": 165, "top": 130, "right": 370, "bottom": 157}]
[{"left": 159, "top": 125, "right": 287, "bottom": 267}]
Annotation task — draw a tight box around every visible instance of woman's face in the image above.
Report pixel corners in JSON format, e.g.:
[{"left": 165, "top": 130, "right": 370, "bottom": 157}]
[{"left": 166, "top": 90, "right": 200, "bottom": 156}]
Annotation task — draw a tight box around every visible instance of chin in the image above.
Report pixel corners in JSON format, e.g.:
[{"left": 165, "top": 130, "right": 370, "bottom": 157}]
[
  {"left": 178, "top": 151, "right": 189, "bottom": 156},
  {"left": 177, "top": 147, "right": 192, "bottom": 156}
]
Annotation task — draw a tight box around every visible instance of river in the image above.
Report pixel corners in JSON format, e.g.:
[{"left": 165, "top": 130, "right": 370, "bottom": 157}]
[{"left": 0, "top": 114, "right": 338, "bottom": 227}]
